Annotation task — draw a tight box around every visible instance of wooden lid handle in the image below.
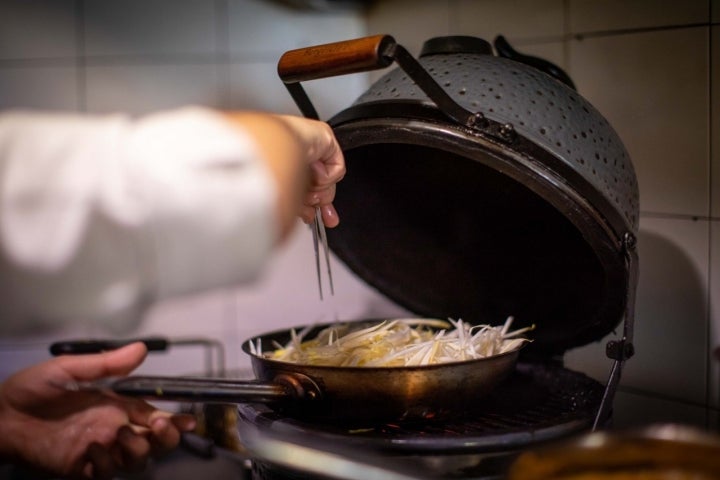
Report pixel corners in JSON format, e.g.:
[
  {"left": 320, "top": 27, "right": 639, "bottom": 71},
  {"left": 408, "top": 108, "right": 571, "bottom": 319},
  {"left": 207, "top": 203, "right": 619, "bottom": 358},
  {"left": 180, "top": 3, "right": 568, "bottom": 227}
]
[{"left": 277, "top": 34, "right": 396, "bottom": 84}]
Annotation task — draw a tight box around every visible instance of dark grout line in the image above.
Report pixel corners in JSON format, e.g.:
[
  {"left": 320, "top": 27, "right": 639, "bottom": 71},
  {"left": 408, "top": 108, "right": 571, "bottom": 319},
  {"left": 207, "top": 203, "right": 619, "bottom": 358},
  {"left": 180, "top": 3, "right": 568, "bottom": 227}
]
[
  {"left": 571, "top": 22, "right": 712, "bottom": 41},
  {"left": 0, "top": 54, "right": 283, "bottom": 69},
  {"left": 75, "top": 0, "right": 86, "bottom": 112},
  {"left": 82, "top": 54, "right": 222, "bottom": 66},
  {"left": 640, "top": 212, "right": 720, "bottom": 222},
  {"left": 215, "top": 0, "right": 231, "bottom": 108},
  {"left": 618, "top": 384, "right": 720, "bottom": 413},
  {"left": 0, "top": 58, "right": 77, "bottom": 68}
]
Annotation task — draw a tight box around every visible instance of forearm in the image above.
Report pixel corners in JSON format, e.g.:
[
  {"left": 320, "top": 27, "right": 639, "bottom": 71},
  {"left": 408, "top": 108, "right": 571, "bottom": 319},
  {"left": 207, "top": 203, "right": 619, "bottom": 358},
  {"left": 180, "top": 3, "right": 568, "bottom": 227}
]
[{"left": 223, "top": 112, "right": 309, "bottom": 241}]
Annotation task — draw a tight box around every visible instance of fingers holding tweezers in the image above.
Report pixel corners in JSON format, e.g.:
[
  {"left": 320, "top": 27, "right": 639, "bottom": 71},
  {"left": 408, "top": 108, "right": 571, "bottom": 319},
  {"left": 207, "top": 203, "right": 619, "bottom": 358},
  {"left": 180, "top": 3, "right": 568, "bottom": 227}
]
[{"left": 312, "top": 206, "right": 334, "bottom": 300}]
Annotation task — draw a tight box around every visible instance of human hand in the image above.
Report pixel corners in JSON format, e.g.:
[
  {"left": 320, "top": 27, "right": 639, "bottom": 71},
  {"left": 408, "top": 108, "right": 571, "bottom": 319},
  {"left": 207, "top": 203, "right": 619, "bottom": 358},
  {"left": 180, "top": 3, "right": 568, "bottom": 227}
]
[
  {"left": 223, "top": 112, "right": 346, "bottom": 239},
  {"left": 0, "top": 343, "right": 196, "bottom": 479},
  {"left": 274, "top": 115, "right": 346, "bottom": 228}
]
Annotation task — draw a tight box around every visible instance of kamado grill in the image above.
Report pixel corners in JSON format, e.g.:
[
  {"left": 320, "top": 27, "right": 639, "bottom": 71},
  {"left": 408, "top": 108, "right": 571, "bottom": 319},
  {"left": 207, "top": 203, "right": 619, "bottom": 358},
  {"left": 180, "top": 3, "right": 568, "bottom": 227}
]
[
  {"left": 235, "top": 34, "right": 639, "bottom": 479},
  {"left": 49, "top": 34, "right": 639, "bottom": 480}
]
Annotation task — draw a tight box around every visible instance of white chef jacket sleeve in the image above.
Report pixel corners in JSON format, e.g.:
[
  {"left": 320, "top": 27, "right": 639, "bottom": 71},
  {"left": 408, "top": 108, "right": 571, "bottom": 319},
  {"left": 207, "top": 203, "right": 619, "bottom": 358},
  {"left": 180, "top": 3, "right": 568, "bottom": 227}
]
[{"left": 0, "top": 107, "right": 278, "bottom": 334}]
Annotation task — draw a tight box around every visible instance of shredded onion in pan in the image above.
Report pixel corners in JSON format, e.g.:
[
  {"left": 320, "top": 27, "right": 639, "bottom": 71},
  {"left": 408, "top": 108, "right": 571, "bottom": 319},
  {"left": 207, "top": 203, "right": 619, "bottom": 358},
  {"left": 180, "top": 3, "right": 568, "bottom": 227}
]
[{"left": 251, "top": 317, "right": 534, "bottom": 367}]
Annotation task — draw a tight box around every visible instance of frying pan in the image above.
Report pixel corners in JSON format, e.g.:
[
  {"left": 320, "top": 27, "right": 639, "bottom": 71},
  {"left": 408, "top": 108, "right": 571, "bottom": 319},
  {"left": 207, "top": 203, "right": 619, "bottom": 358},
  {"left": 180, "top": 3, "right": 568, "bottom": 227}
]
[{"left": 53, "top": 320, "right": 522, "bottom": 422}]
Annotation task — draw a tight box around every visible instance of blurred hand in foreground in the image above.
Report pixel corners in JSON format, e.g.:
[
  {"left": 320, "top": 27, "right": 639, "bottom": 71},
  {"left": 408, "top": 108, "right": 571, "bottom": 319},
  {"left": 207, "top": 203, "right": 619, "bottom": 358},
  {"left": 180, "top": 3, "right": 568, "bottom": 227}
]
[{"left": 0, "top": 343, "right": 196, "bottom": 479}]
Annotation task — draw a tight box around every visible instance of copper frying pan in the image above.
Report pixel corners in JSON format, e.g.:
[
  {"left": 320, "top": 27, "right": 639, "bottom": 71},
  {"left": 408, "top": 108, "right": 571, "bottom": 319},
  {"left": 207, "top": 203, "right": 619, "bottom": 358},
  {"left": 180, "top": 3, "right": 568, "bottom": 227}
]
[{"left": 54, "top": 320, "right": 521, "bottom": 422}]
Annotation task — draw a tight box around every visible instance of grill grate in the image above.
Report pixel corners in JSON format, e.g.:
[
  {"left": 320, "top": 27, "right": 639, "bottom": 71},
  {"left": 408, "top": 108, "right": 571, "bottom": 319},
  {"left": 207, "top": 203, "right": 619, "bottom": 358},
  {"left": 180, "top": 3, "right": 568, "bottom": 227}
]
[{"left": 238, "top": 362, "right": 605, "bottom": 455}]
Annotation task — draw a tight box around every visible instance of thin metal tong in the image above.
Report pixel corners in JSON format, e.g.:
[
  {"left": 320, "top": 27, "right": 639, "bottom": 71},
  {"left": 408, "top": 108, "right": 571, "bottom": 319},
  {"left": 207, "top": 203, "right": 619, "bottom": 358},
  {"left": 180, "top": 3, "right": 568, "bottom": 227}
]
[{"left": 311, "top": 206, "right": 334, "bottom": 300}]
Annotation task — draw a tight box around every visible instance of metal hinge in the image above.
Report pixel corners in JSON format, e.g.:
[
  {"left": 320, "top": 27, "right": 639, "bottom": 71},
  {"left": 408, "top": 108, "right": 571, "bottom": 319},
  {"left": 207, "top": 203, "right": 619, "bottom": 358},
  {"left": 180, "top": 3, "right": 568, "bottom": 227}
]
[{"left": 606, "top": 339, "right": 634, "bottom": 361}]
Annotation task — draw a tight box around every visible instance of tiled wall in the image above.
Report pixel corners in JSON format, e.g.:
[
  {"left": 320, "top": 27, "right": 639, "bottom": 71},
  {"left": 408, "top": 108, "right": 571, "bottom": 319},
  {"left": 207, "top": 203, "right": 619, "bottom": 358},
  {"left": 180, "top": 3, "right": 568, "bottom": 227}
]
[
  {"left": 368, "top": 0, "right": 719, "bottom": 430},
  {"left": 1, "top": 0, "right": 719, "bottom": 434}
]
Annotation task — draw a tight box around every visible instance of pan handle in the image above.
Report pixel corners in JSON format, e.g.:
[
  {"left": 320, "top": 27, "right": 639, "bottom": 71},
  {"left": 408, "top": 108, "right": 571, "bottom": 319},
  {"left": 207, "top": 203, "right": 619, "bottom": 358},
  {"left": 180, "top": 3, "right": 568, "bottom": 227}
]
[{"left": 65, "top": 373, "right": 322, "bottom": 404}]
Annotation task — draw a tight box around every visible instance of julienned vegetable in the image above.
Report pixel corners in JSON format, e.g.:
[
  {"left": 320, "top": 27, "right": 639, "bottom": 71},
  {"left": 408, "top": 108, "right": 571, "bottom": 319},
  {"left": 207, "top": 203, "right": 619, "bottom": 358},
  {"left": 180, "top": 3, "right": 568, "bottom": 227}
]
[{"left": 251, "top": 317, "right": 534, "bottom": 367}]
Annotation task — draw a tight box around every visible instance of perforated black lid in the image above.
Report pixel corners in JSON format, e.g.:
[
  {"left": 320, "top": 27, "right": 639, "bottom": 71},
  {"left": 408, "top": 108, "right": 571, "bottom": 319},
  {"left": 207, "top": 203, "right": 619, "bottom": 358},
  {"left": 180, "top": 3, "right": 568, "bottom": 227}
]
[{"left": 321, "top": 37, "right": 637, "bottom": 356}]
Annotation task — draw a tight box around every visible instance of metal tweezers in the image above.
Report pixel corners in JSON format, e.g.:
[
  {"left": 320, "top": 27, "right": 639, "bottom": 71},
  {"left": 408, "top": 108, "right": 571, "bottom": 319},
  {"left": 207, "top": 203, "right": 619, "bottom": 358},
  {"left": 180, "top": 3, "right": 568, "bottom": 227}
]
[{"left": 311, "top": 207, "right": 334, "bottom": 300}]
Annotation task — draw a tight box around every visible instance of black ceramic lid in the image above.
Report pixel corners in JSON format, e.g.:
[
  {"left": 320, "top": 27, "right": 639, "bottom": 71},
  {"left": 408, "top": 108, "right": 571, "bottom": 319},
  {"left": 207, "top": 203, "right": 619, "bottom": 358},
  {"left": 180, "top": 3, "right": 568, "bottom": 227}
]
[
  {"left": 325, "top": 132, "right": 627, "bottom": 356},
  {"left": 321, "top": 36, "right": 636, "bottom": 357}
]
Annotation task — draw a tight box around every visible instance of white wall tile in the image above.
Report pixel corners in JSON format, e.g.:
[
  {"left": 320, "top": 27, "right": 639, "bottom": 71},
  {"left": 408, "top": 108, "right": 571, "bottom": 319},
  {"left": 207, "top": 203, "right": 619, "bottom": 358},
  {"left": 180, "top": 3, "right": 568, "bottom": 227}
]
[
  {"left": 454, "top": 0, "right": 564, "bottom": 42},
  {"left": 211, "top": 328, "right": 248, "bottom": 376},
  {"left": 0, "top": 0, "right": 76, "bottom": 60},
  {"left": 125, "top": 289, "right": 237, "bottom": 375},
  {"left": 366, "top": 0, "right": 451, "bottom": 58},
  {"left": 83, "top": 0, "right": 216, "bottom": 57},
  {"left": 569, "top": 28, "right": 710, "bottom": 216},
  {"left": 85, "top": 64, "right": 220, "bottom": 115},
  {"left": 509, "top": 41, "right": 566, "bottom": 73},
  {"left": 228, "top": 62, "right": 367, "bottom": 119},
  {"left": 304, "top": 73, "right": 369, "bottom": 120},
  {"left": 0, "top": 66, "right": 78, "bottom": 110},
  {"left": 132, "top": 344, "right": 211, "bottom": 376},
  {"left": 226, "top": 0, "right": 367, "bottom": 114},
  {"left": 227, "top": 0, "right": 365, "bottom": 59},
  {"left": 566, "top": 217, "right": 709, "bottom": 405},
  {"left": 568, "top": 0, "right": 709, "bottom": 35},
  {"left": 124, "top": 290, "right": 234, "bottom": 340},
  {"left": 625, "top": 217, "right": 709, "bottom": 404},
  {"left": 612, "top": 390, "right": 708, "bottom": 429},
  {"left": 451, "top": 0, "right": 569, "bottom": 97},
  {"left": 228, "top": 63, "right": 296, "bottom": 113}
]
